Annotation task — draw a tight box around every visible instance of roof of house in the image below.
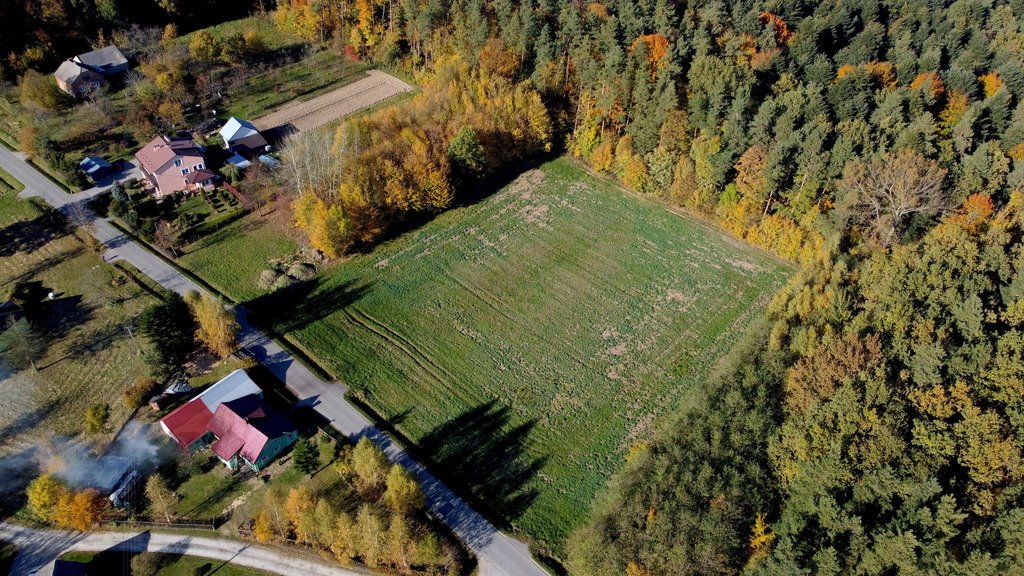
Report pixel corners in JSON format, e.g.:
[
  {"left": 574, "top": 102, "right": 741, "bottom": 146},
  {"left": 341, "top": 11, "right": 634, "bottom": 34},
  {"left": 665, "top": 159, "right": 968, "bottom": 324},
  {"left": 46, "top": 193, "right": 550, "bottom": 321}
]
[
  {"left": 74, "top": 45, "right": 128, "bottom": 70},
  {"left": 91, "top": 455, "right": 134, "bottom": 493},
  {"left": 184, "top": 168, "right": 217, "bottom": 185},
  {"left": 160, "top": 369, "right": 262, "bottom": 447},
  {"left": 258, "top": 154, "right": 280, "bottom": 167},
  {"left": 136, "top": 135, "right": 203, "bottom": 173},
  {"left": 54, "top": 60, "right": 95, "bottom": 83},
  {"left": 219, "top": 117, "right": 262, "bottom": 144},
  {"left": 226, "top": 153, "right": 252, "bottom": 169},
  {"left": 208, "top": 394, "right": 295, "bottom": 464},
  {"left": 79, "top": 156, "right": 112, "bottom": 176}
]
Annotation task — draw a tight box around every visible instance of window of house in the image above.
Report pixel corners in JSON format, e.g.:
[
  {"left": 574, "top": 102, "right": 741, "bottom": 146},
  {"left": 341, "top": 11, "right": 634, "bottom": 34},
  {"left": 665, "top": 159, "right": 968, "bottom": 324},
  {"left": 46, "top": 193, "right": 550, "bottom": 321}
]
[
  {"left": 174, "top": 159, "right": 182, "bottom": 167},
  {"left": 181, "top": 168, "right": 189, "bottom": 176}
]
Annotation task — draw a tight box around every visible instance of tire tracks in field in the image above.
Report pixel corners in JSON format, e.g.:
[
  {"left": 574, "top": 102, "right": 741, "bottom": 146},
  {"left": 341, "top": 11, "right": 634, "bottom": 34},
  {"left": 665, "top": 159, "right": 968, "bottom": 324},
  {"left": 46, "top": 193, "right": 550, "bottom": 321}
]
[{"left": 343, "top": 306, "right": 473, "bottom": 405}]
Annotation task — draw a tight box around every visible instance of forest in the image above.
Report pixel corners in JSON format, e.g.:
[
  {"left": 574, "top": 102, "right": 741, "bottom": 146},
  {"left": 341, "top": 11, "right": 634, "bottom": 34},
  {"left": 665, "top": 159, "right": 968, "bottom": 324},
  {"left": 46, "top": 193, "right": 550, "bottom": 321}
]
[{"left": 4, "top": 0, "right": 1024, "bottom": 572}]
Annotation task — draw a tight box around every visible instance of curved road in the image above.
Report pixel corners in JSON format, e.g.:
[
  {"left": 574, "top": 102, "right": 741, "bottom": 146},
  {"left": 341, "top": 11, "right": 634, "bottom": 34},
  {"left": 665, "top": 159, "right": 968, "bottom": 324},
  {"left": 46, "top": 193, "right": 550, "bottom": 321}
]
[
  {"left": 0, "top": 522, "right": 365, "bottom": 576},
  {"left": 0, "top": 143, "right": 547, "bottom": 576}
]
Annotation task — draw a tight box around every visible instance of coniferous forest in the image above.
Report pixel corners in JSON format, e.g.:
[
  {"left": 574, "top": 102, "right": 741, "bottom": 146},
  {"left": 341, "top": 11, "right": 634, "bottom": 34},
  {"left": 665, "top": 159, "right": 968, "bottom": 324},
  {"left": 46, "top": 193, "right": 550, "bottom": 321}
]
[{"left": 4, "top": 0, "right": 1024, "bottom": 573}]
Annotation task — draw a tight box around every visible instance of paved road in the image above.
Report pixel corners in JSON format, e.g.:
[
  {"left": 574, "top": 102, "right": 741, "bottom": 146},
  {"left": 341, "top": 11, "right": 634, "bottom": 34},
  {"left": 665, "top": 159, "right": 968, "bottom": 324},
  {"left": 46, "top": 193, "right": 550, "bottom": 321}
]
[
  {"left": 0, "top": 523, "right": 365, "bottom": 576},
  {"left": 0, "top": 145, "right": 548, "bottom": 576}
]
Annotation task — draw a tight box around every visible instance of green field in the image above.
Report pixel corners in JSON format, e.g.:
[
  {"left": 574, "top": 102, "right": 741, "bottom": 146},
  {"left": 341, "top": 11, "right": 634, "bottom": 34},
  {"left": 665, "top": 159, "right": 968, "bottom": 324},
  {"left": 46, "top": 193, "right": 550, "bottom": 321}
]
[
  {"left": 247, "top": 158, "right": 792, "bottom": 549},
  {"left": 178, "top": 212, "right": 297, "bottom": 302}
]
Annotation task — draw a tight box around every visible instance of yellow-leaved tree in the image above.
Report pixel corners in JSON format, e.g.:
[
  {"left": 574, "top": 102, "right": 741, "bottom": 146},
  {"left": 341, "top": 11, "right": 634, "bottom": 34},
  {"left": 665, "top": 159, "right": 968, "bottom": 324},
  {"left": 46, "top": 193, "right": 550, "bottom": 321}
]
[{"left": 185, "top": 291, "right": 239, "bottom": 358}]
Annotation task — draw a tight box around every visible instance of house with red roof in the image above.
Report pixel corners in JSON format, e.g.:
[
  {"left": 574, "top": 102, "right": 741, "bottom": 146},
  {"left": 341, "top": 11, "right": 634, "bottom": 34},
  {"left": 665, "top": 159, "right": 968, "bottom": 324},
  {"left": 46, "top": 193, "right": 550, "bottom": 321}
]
[
  {"left": 159, "top": 369, "right": 298, "bottom": 472},
  {"left": 135, "top": 134, "right": 215, "bottom": 198}
]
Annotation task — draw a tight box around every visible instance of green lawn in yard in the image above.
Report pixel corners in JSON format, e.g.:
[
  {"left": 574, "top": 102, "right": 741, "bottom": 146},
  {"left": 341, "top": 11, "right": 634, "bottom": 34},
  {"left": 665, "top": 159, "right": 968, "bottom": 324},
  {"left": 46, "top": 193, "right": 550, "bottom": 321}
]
[
  {"left": 60, "top": 550, "right": 275, "bottom": 576},
  {"left": 178, "top": 212, "right": 297, "bottom": 302},
  {"left": 176, "top": 15, "right": 303, "bottom": 52},
  {"left": 170, "top": 452, "right": 249, "bottom": 519},
  {"left": 0, "top": 192, "right": 158, "bottom": 447},
  {"left": 223, "top": 49, "right": 369, "bottom": 121},
  {"left": 244, "top": 158, "right": 793, "bottom": 551}
]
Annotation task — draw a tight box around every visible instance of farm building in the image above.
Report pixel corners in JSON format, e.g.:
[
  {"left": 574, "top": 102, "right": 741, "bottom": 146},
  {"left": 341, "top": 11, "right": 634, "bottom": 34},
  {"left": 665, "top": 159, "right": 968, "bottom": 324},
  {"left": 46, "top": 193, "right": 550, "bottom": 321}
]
[
  {"left": 53, "top": 45, "right": 129, "bottom": 98},
  {"left": 219, "top": 117, "right": 269, "bottom": 157},
  {"left": 135, "top": 135, "right": 210, "bottom": 197},
  {"left": 159, "top": 369, "right": 298, "bottom": 472}
]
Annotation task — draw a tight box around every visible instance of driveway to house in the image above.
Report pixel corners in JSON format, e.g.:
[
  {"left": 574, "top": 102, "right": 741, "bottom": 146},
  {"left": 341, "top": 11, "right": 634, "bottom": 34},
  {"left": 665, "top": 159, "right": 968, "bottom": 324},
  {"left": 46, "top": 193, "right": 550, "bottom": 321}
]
[
  {"left": 254, "top": 70, "right": 412, "bottom": 134},
  {"left": 0, "top": 145, "right": 548, "bottom": 576},
  {"left": 0, "top": 522, "right": 365, "bottom": 576}
]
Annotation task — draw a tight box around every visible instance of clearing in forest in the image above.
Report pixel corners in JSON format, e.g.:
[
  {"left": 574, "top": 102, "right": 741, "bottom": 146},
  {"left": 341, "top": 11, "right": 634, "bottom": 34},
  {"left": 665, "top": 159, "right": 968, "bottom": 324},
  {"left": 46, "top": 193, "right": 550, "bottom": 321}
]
[{"left": 248, "top": 158, "right": 792, "bottom": 550}]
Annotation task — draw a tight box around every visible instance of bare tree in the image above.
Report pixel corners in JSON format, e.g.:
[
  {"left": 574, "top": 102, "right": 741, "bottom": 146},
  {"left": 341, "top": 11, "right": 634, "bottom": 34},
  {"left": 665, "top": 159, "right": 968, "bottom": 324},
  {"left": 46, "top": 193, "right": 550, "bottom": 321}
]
[
  {"left": 279, "top": 128, "right": 349, "bottom": 202},
  {"left": 154, "top": 219, "right": 179, "bottom": 257},
  {"left": 837, "top": 148, "right": 949, "bottom": 246}
]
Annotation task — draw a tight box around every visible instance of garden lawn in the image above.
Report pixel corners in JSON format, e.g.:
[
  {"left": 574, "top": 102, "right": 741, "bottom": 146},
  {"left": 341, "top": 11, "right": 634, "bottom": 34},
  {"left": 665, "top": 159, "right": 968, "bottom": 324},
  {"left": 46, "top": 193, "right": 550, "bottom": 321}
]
[
  {"left": 170, "top": 452, "right": 249, "bottom": 519},
  {"left": 178, "top": 212, "right": 297, "bottom": 302},
  {"left": 0, "top": 192, "right": 158, "bottom": 446},
  {"left": 247, "top": 158, "right": 793, "bottom": 551}
]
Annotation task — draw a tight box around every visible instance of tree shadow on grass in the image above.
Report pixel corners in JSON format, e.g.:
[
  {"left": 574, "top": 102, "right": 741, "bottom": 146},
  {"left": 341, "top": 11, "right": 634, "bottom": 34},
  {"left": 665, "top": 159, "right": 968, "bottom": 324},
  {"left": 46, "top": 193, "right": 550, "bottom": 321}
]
[
  {"left": 0, "top": 213, "right": 68, "bottom": 258},
  {"left": 242, "top": 277, "right": 372, "bottom": 334},
  {"left": 418, "top": 400, "right": 545, "bottom": 526}
]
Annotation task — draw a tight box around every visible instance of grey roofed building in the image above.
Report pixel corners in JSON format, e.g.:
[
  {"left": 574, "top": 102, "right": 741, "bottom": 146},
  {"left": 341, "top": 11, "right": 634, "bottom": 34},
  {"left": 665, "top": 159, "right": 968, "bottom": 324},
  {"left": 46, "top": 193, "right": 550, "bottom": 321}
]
[
  {"left": 54, "top": 44, "right": 129, "bottom": 98},
  {"left": 73, "top": 45, "right": 129, "bottom": 75},
  {"left": 79, "top": 156, "right": 114, "bottom": 181},
  {"left": 219, "top": 117, "right": 269, "bottom": 156}
]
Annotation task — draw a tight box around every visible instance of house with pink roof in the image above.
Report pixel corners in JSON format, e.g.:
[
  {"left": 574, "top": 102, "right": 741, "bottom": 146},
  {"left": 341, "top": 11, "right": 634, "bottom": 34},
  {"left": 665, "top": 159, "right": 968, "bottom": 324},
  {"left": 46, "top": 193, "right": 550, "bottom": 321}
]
[
  {"left": 135, "top": 134, "right": 216, "bottom": 198},
  {"left": 159, "top": 369, "right": 298, "bottom": 472}
]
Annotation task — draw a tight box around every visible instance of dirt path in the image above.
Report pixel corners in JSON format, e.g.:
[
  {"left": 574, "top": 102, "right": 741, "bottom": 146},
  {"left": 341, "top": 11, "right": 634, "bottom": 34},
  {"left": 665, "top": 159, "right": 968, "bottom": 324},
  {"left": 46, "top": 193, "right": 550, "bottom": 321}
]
[{"left": 255, "top": 70, "right": 412, "bottom": 134}]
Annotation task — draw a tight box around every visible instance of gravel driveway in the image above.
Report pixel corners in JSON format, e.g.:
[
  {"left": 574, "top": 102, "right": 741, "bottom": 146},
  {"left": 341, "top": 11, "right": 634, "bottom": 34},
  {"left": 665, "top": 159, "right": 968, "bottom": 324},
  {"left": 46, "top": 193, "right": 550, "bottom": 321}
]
[{"left": 255, "top": 70, "right": 412, "bottom": 134}]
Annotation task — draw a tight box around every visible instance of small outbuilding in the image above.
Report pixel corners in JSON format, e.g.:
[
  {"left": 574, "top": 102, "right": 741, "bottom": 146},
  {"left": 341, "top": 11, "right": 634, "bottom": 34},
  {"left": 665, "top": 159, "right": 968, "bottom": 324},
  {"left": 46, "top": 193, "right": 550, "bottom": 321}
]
[
  {"left": 79, "top": 156, "right": 114, "bottom": 181},
  {"left": 219, "top": 117, "right": 269, "bottom": 156},
  {"left": 226, "top": 152, "right": 253, "bottom": 170}
]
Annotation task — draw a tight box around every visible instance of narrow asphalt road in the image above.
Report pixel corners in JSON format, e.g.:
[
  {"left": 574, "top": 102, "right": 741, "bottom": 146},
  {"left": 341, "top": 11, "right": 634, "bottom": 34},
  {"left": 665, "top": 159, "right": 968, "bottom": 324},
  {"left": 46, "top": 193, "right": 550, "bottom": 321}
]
[
  {"left": 0, "top": 145, "right": 548, "bottom": 576},
  {"left": 0, "top": 522, "right": 366, "bottom": 576}
]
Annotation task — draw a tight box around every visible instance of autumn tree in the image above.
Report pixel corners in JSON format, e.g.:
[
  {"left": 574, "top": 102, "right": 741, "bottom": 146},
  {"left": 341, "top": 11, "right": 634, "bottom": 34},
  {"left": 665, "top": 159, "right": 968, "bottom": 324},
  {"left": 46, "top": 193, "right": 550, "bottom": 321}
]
[
  {"left": 188, "top": 29, "right": 220, "bottom": 62},
  {"left": 837, "top": 149, "right": 949, "bottom": 246},
  {"left": 184, "top": 291, "right": 239, "bottom": 357},
  {"left": 284, "top": 487, "right": 315, "bottom": 543},
  {"left": 27, "top": 474, "right": 69, "bottom": 520},
  {"left": 84, "top": 403, "right": 110, "bottom": 433},
  {"left": 351, "top": 437, "right": 389, "bottom": 494},
  {"left": 253, "top": 510, "right": 274, "bottom": 543},
  {"left": 384, "top": 464, "right": 424, "bottom": 514},
  {"left": 52, "top": 489, "right": 107, "bottom": 531},
  {"left": 145, "top": 474, "right": 178, "bottom": 522}
]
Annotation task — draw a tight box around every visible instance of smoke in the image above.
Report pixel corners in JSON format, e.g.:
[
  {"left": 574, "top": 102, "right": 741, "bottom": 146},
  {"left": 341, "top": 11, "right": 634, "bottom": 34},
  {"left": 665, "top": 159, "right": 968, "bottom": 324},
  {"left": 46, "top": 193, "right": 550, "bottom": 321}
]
[{"left": 47, "top": 420, "right": 172, "bottom": 491}]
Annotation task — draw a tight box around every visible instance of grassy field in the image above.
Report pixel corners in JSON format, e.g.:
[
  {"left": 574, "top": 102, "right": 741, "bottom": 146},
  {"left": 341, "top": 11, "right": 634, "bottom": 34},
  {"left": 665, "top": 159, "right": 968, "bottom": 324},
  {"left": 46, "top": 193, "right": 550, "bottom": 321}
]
[
  {"left": 0, "top": 167, "right": 23, "bottom": 193},
  {"left": 224, "top": 49, "right": 369, "bottom": 121},
  {"left": 178, "top": 212, "right": 298, "bottom": 302},
  {"left": 60, "top": 550, "right": 275, "bottom": 576},
  {"left": 245, "top": 158, "right": 792, "bottom": 550},
  {"left": 0, "top": 191, "right": 157, "bottom": 449}
]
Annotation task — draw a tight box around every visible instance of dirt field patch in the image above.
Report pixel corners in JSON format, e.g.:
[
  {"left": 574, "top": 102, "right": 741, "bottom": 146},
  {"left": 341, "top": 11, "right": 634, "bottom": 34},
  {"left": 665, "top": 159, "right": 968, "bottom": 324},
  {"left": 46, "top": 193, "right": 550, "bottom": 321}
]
[{"left": 254, "top": 70, "right": 412, "bottom": 134}]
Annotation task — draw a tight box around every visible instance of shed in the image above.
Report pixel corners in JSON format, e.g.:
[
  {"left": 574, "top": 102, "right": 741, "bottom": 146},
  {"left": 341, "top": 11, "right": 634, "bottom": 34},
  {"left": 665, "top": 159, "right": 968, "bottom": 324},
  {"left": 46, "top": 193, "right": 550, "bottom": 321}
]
[{"left": 79, "top": 156, "right": 114, "bottom": 180}]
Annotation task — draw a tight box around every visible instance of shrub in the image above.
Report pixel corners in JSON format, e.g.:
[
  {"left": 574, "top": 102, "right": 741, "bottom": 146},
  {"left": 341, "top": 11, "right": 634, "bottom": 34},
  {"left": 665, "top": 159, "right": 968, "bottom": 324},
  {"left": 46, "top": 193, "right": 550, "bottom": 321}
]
[
  {"left": 287, "top": 262, "right": 317, "bottom": 281},
  {"left": 122, "top": 377, "right": 160, "bottom": 410},
  {"left": 84, "top": 403, "right": 109, "bottom": 433},
  {"left": 257, "top": 269, "right": 281, "bottom": 291}
]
